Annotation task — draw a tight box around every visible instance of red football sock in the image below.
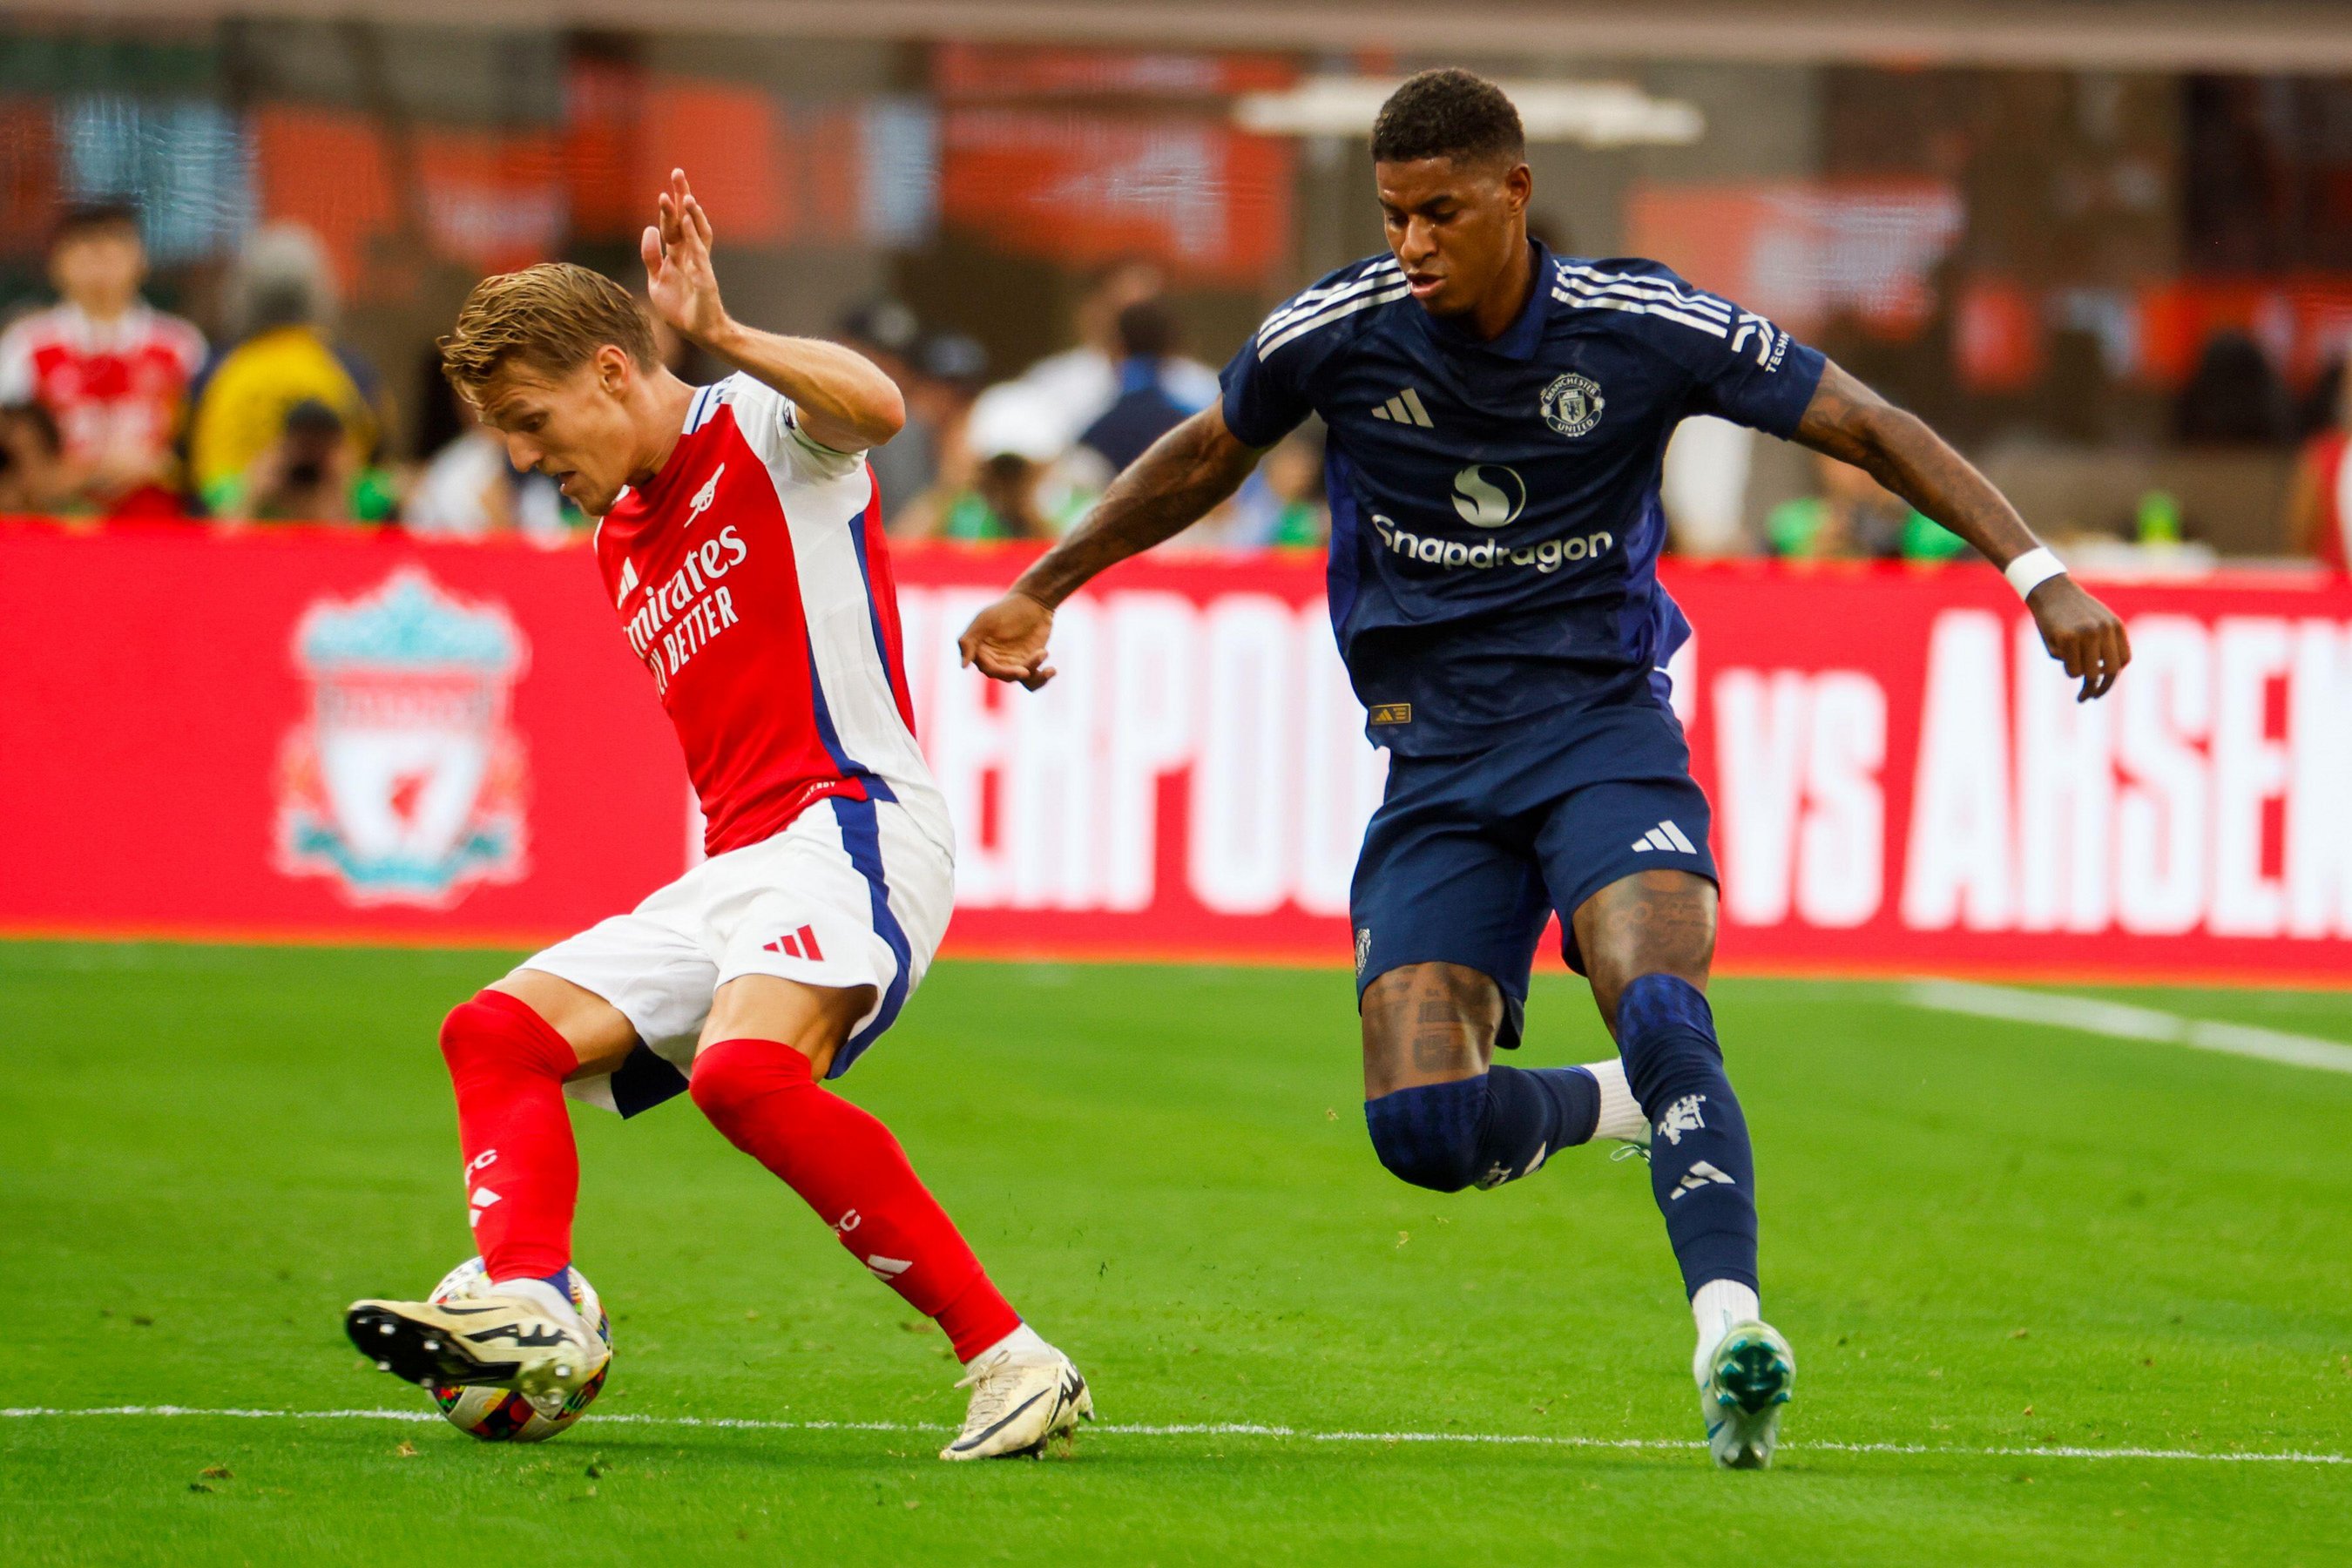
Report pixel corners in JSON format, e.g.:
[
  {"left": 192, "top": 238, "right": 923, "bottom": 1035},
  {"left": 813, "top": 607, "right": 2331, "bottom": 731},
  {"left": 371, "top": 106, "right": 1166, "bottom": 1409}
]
[
  {"left": 689, "top": 1037, "right": 1022, "bottom": 1362},
  {"left": 441, "top": 990, "right": 579, "bottom": 1283}
]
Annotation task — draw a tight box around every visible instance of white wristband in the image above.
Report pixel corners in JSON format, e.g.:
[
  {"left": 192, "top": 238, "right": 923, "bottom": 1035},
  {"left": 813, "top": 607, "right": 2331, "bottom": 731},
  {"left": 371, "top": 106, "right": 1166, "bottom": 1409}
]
[{"left": 2004, "top": 546, "right": 2067, "bottom": 600}]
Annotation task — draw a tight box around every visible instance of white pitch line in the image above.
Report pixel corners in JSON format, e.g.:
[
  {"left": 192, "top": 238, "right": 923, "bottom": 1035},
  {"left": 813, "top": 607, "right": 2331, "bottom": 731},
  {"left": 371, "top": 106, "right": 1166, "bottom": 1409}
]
[
  {"left": 1909, "top": 980, "right": 2352, "bottom": 1076},
  {"left": 3, "top": 1405, "right": 2344, "bottom": 1465}
]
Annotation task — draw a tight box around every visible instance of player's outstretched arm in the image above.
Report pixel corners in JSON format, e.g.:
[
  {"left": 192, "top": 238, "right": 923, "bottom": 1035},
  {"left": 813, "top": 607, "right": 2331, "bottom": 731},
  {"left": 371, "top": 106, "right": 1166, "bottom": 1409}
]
[
  {"left": 1793, "top": 360, "right": 2130, "bottom": 701},
  {"left": 958, "top": 404, "right": 1261, "bottom": 690},
  {"left": 639, "top": 167, "right": 904, "bottom": 452}
]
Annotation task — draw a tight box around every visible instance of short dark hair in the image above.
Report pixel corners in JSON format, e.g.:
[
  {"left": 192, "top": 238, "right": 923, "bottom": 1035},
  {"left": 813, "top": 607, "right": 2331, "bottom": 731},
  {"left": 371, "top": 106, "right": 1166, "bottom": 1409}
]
[
  {"left": 1115, "top": 299, "right": 1175, "bottom": 360},
  {"left": 1370, "top": 69, "right": 1525, "bottom": 166},
  {"left": 52, "top": 199, "right": 141, "bottom": 247}
]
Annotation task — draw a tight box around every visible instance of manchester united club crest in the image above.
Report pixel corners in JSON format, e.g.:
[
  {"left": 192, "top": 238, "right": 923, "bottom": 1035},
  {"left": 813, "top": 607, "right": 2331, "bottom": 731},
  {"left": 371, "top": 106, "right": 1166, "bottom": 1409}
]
[
  {"left": 1540, "top": 372, "right": 1605, "bottom": 438},
  {"left": 276, "top": 568, "right": 531, "bottom": 908}
]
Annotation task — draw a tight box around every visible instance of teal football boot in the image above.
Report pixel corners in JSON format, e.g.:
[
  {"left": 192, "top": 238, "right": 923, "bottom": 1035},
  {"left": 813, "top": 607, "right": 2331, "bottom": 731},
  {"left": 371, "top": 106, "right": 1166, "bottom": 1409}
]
[{"left": 1699, "top": 1320, "right": 1794, "bottom": 1469}]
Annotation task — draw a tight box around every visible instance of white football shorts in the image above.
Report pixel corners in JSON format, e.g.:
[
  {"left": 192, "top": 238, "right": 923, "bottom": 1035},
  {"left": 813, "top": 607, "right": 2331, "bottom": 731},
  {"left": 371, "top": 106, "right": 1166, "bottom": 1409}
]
[{"left": 523, "top": 794, "right": 953, "bottom": 1114}]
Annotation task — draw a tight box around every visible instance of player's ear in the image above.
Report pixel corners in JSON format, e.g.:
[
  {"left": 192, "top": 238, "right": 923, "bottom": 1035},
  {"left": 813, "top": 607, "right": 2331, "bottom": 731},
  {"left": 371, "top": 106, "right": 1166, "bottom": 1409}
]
[
  {"left": 1503, "top": 161, "right": 1532, "bottom": 215},
  {"left": 594, "top": 343, "right": 632, "bottom": 397}
]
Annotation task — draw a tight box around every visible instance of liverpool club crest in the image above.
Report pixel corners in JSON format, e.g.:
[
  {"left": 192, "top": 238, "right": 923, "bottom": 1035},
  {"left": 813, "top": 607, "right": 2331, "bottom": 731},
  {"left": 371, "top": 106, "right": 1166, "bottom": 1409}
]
[{"left": 275, "top": 568, "right": 531, "bottom": 907}]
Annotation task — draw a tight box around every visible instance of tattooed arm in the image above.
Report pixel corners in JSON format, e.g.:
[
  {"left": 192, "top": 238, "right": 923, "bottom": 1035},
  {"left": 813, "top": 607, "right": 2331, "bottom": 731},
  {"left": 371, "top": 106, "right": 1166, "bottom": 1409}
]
[
  {"left": 1793, "top": 360, "right": 2131, "bottom": 700},
  {"left": 957, "top": 404, "right": 1262, "bottom": 690}
]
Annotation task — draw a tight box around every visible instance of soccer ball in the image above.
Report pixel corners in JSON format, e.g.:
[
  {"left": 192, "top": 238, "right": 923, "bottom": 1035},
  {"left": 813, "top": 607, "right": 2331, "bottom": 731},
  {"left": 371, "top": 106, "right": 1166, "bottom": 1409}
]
[{"left": 424, "top": 1257, "right": 612, "bottom": 1443}]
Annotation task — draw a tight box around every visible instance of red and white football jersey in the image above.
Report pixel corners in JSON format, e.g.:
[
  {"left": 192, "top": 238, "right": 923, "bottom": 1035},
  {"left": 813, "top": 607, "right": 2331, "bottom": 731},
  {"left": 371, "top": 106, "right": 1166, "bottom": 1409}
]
[
  {"left": 593, "top": 374, "right": 945, "bottom": 860},
  {"left": 0, "top": 301, "right": 206, "bottom": 466}
]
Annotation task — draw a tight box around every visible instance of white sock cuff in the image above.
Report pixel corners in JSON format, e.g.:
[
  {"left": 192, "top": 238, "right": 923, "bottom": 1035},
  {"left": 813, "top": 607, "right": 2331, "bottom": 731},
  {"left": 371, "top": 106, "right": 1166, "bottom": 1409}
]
[
  {"left": 1586, "top": 1058, "right": 1646, "bottom": 1142},
  {"left": 967, "top": 1321, "right": 1048, "bottom": 1365},
  {"left": 490, "top": 1275, "right": 582, "bottom": 1329},
  {"left": 1690, "top": 1279, "right": 1761, "bottom": 1382}
]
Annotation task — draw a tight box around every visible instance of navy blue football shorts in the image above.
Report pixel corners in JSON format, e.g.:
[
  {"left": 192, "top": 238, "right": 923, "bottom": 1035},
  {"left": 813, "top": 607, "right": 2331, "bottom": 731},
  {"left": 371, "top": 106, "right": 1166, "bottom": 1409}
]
[{"left": 1349, "top": 696, "right": 1717, "bottom": 1051}]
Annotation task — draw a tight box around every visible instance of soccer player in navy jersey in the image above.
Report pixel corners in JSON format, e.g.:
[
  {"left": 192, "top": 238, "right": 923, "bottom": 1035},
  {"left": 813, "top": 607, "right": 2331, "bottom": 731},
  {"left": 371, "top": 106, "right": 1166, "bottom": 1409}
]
[{"left": 962, "top": 71, "right": 2130, "bottom": 1467}]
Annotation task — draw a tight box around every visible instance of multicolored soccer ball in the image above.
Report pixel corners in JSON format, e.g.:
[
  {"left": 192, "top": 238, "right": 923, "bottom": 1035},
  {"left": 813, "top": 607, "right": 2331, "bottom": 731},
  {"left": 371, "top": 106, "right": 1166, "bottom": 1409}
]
[{"left": 425, "top": 1257, "right": 612, "bottom": 1443}]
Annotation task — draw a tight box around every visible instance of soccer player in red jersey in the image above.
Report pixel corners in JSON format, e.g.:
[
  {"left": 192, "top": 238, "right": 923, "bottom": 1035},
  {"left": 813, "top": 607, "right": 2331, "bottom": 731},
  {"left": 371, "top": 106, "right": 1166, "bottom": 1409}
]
[{"left": 345, "top": 172, "right": 1091, "bottom": 1461}]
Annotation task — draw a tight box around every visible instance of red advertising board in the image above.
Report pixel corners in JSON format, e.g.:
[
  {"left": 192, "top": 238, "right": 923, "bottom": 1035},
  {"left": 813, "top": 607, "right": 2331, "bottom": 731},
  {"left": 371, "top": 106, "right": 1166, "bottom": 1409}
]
[
  {"left": 937, "top": 107, "right": 1293, "bottom": 286},
  {"left": 3, "top": 520, "right": 2349, "bottom": 985}
]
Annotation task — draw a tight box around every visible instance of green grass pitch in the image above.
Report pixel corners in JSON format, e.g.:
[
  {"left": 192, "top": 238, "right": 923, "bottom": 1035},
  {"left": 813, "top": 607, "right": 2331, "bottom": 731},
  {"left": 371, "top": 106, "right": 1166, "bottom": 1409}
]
[{"left": 3, "top": 940, "right": 2349, "bottom": 1565}]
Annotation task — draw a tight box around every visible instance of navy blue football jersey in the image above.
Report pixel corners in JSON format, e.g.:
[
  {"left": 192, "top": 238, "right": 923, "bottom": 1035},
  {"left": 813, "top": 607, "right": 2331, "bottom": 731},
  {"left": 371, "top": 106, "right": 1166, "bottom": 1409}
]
[{"left": 1220, "top": 242, "right": 1825, "bottom": 756}]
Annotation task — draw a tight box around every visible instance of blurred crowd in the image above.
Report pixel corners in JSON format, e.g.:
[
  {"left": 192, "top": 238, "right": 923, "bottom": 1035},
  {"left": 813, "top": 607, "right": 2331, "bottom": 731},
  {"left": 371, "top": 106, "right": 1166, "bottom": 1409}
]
[
  {"left": 0, "top": 204, "right": 1327, "bottom": 553},
  {"left": 835, "top": 259, "right": 1325, "bottom": 550},
  {"left": 0, "top": 204, "right": 447, "bottom": 533},
  {"left": 3, "top": 199, "right": 2349, "bottom": 572}
]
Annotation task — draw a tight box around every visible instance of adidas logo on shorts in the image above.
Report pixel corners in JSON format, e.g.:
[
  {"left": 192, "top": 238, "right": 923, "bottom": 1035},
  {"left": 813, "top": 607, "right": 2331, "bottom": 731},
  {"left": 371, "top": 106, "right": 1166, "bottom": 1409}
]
[
  {"left": 1631, "top": 819, "right": 1699, "bottom": 855},
  {"left": 762, "top": 924, "right": 825, "bottom": 961}
]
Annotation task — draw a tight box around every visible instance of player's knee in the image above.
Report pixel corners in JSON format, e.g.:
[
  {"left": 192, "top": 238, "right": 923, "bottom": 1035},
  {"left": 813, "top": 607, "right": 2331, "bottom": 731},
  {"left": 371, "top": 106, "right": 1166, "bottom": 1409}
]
[
  {"left": 1360, "top": 962, "right": 1503, "bottom": 1099},
  {"left": 686, "top": 1044, "right": 755, "bottom": 1122},
  {"left": 1578, "top": 870, "right": 1715, "bottom": 1028},
  {"left": 1614, "top": 971, "right": 1721, "bottom": 1110},
  {"left": 687, "top": 1036, "right": 812, "bottom": 1125},
  {"left": 1363, "top": 1077, "right": 1486, "bottom": 1193},
  {"left": 437, "top": 1000, "right": 483, "bottom": 1071},
  {"left": 439, "top": 991, "right": 568, "bottom": 1081}
]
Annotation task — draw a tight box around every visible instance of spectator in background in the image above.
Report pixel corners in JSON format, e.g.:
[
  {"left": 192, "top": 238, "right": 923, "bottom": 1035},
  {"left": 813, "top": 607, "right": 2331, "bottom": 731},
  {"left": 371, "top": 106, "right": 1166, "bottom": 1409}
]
[
  {"left": 0, "top": 201, "right": 205, "bottom": 517},
  {"left": 887, "top": 330, "right": 990, "bottom": 538},
  {"left": 209, "top": 397, "right": 395, "bottom": 525},
  {"left": 1017, "top": 258, "right": 1220, "bottom": 448},
  {"left": 2174, "top": 329, "right": 2294, "bottom": 446},
  {"left": 840, "top": 298, "right": 937, "bottom": 513},
  {"left": 911, "top": 330, "right": 988, "bottom": 473},
  {"left": 1766, "top": 449, "right": 1967, "bottom": 563},
  {"left": 2286, "top": 359, "right": 2352, "bottom": 573},
  {"left": 1225, "top": 427, "right": 1328, "bottom": 549},
  {"left": 0, "top": 401, "right": 74, "bottom": 517},
  {"left": 923, "top": 379, "right": 1077, "bottom": 541},
  {"left": 188, "top": 223, "right": 385, "bottom": 517},
  {"left": 1071, "top": 300, "right": 1197, "bottom": 478},
  {"left": 1659, "top": 415, "right": 1754, "bottom": 558},
  {"left": 407, "top": 380, "right": 574, "bottom": 544}
]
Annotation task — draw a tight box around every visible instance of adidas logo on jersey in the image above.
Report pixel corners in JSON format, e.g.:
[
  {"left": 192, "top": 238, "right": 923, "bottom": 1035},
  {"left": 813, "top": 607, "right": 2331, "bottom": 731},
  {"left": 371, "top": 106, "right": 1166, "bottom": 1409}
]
[
  {"left": 1369, "top": 386, "right": 1434, "bottom": 428},
  {"left": 612, "top": 558, "right": 639, "bottom": 608},
  {"left": 1631, "top": 819, "right": 1699, "bottom": 855},
  {"left": 688, "top": 463, "right": 726, "bottom": 523},
  {"left": 762, "top": 923, "right": 825, "bottom": 962}
]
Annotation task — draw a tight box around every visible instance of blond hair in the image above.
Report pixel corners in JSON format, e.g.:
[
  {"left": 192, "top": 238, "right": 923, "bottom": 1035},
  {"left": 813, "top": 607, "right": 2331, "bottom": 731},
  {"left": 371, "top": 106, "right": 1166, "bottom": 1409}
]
[{"left": 438, "top": 262, "right": 655, "bottom": 396}]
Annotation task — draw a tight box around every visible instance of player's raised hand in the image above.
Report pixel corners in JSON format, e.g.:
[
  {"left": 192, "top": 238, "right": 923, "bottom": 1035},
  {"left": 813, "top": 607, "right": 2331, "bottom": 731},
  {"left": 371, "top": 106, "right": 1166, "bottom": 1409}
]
[
  {"left": 958, "top": 591, "right": 1058, "bottom": 691},
  {"left": 641, "top": 167, "right": 727, "bottom": 344},
  {"left": 2028, "top": 576, "right": 2132, "bottom": 701}
]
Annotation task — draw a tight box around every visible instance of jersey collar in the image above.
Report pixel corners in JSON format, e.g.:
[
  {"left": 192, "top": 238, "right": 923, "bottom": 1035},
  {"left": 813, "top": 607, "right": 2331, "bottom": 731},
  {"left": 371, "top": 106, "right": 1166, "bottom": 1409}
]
[
  {"left": 625, "top": 384, "right": 714, "bottom": 511},
  {"left": 51, "top": 300, "right": 155, "bottom": 352},
  {"left": 1418, "top": 239, "right": 1553, "bottom": 362}
]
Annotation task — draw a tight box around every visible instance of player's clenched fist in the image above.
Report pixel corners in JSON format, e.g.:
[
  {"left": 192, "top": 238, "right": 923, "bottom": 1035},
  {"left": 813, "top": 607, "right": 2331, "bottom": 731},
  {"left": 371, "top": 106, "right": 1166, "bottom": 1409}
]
[
  {"left": 959, "top": 592, "right": 1058, "bottom": 690},
  {"left": 2026, "top": 577, "right": 2132, "bottom": 703}
]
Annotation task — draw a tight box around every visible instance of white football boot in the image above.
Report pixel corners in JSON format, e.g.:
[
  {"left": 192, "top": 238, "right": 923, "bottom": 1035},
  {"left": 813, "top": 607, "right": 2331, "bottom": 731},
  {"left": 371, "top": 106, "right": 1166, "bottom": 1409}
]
[
  {"left": 346, "top": 1283, "right": 610, "bottom": 1420},
  {"left": 938, "top": 1335, "right": 1093, "bottom": 1461},
  {"left": 1696, "top": 1318, "right": 1795, "bottom": 1470}
]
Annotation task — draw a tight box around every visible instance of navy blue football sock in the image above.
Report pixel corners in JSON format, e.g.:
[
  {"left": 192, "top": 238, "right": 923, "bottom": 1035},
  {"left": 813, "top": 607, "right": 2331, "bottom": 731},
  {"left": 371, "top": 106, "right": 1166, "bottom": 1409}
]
[
  {"left": 1616, "top": 974, "right": 1759, "bottom": 1297},
  {"left": 1364, "top": 1064, "right": 1602, "bottom": 1193}
]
